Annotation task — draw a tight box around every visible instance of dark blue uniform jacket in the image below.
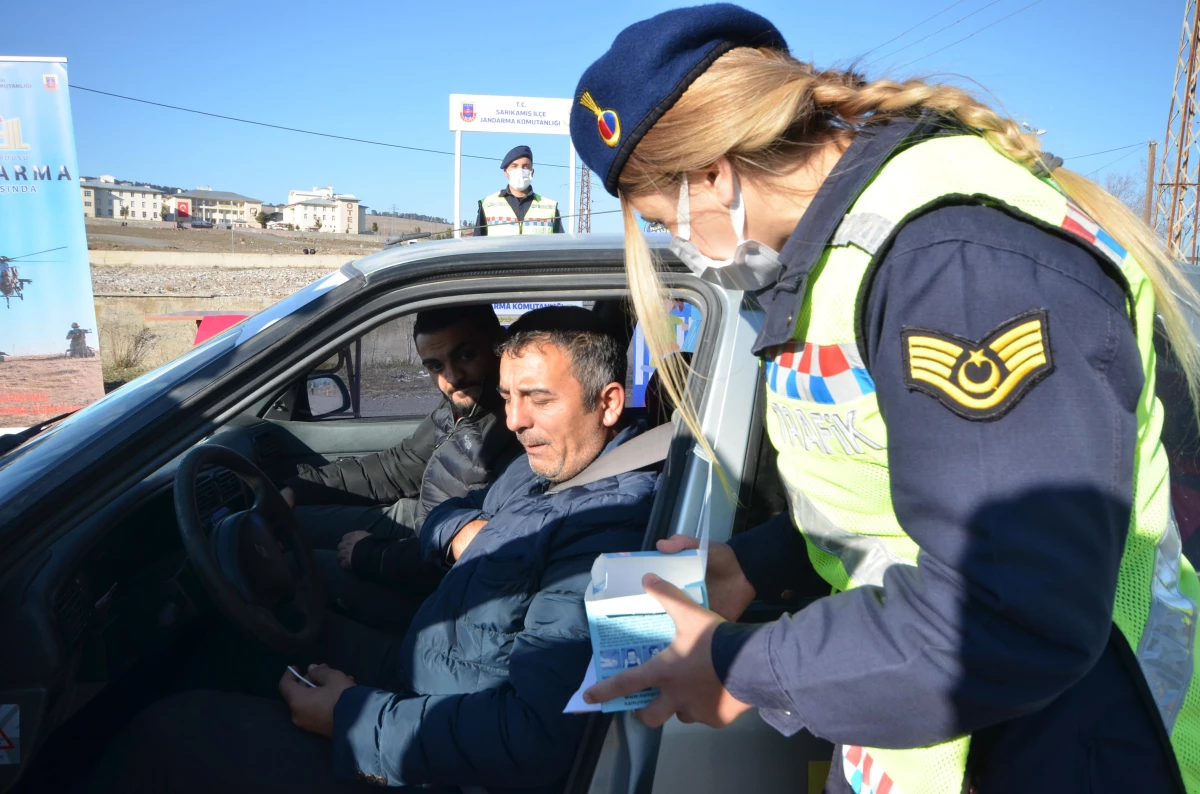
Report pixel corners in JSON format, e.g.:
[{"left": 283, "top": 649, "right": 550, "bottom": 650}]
[
  {"left": 711, "top": 116, "right": 1186, "bottom": 792},
  {"left": 331, "top": 425, "right": 656, "bottom": 791}
]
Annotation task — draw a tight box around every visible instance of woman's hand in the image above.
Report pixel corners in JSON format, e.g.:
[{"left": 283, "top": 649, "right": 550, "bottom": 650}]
[
  {"left": 655, "top": 534, "right": 756, "bottom": 621},
  {"left": 583, "top": 573, "right": 753, "bottom": 728}
]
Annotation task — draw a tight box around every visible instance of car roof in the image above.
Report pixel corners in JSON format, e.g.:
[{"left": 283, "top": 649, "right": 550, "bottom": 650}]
[{"left": 351, "top": 233, "right": 672, "bottom": 277}]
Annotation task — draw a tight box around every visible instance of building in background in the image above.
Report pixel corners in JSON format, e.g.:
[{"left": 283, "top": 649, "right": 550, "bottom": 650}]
[
  {"left": 282, "top": 186, "right": 364, "bottom": 233},
  {"left": 80, "top": 175, "right": 165, "bottom": 220},
  {"left": 166, "top": 186, "right": 262, "bottom": 225}
]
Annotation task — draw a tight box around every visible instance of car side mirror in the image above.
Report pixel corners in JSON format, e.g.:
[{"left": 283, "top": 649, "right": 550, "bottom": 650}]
[{"left": 306, "top": 374, "right": 351, "bottom": 419}]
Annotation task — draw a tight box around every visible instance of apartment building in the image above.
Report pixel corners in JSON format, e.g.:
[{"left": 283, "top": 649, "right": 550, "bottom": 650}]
[{"left": 80, "top": 175, "right": 165, "bottom": 220}]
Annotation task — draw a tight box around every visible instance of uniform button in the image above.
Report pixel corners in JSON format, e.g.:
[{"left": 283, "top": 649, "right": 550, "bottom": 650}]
[
  {"left": 781, "top": 590, "right": 795, "bottom": 601},
  {"left": 784, "top": 711, "right": 792, "bottom": 716},
  {"left": 353, "top": 770, "right": 366, "bottom": 781}
]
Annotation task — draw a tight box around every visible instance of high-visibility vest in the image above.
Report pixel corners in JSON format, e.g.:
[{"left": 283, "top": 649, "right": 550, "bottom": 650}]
[
  {"left": 764, "top": 133, "right": 1200, "bottom": 794},
  {"left": 480, "top": 191, "right": 558, "bottom": 235}
]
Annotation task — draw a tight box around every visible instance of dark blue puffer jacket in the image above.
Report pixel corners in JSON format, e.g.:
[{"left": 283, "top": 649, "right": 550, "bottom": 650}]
[{"left": 331, "top": 425, "right": 658, "bottom": 791}]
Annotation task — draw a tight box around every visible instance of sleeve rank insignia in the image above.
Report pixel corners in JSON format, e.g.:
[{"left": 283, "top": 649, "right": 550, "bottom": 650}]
[{"left": 901, "top": 309, "right": 1054, "bottom": 421}]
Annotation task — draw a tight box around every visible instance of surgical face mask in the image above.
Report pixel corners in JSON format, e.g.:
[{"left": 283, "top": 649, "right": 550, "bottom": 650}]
[
  {"left": 668, "top": 172, "right": 783, "bottom": 292},
  {"left": 507, "top": 168, "right": 533, "bottom": 192}
]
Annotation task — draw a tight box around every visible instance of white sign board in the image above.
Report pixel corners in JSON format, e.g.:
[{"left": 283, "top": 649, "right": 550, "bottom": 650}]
[{"left": 449, "top": 94, "right": 572, "bottom": 136}]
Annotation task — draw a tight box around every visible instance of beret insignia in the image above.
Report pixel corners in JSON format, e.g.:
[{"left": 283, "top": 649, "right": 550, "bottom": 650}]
[
  {"left": 579, "top": 91, "right": 621, "bottom": 148},
  {"left": 901, "top": 310, "right": 1054, "bottom": 421}
]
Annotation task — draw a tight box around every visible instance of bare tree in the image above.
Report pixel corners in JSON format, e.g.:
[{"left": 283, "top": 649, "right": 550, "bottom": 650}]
[{"left": 1104, "top": 167, "right": 1145, "bottom": 217}]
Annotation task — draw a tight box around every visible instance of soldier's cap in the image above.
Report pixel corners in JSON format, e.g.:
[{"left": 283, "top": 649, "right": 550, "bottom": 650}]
[
  {"left": 501, "top": 145, "right": 534, "bottom": 171},
  {"left": 570, "top": 4, "right": 787, "bottom": 197}
]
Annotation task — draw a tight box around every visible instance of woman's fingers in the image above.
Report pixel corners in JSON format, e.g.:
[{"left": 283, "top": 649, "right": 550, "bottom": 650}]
[{"left": 656, "top": 534, "right": 700, "bottom": 554}]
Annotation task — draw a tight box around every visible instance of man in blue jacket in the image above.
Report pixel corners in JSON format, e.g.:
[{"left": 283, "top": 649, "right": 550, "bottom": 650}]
[{"left": 86, "top": 307, "right": 659, "bottom": 794}]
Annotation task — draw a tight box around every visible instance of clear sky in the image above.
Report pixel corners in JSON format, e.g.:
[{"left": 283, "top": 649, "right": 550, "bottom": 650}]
[{"left": 5, "top": 0, "right": 1185, "bottom": 235}]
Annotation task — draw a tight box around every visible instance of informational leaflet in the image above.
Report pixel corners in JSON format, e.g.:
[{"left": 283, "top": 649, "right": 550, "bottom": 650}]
[
  {"left": 566, "top": 449, "right": 715, "bottom": 713},
  {"left": 0, "top": 57, "right": 103, "bottom": 430}
]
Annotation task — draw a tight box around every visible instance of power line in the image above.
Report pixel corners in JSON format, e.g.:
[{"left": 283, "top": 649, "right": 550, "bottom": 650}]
[
  {"left": 1063, "top": 142, "right": 1145, "bottom": 160},
  {"left": 894, "top": 0, "right": 1044, "bottom": 70},
  {"left": 866, "top": 0, "right": 1005, "bottom": 66},
  {"left": 858, "top": 0, "right": 970, "bottom": 60},
  {"left": 72, "top": 85, "right": 572, "bottom": 169},
  {"left": 1085, "top": 147, "right": 1142, "bottom": 179}
]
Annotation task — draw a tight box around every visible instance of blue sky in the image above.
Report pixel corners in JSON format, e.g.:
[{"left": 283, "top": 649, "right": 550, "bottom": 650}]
[{"left": 6, "top": 0, "right": 1184, "bottom": 234}]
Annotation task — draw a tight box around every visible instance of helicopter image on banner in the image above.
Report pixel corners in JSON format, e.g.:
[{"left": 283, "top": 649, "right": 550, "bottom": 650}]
[{"left": 0, "top": 246, "right": 68, "bottom": 308}]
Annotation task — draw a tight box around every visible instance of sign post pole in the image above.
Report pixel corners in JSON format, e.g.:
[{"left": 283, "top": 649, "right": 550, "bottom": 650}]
[
  {"left": 568, "top": 143, "right": 576, "bottom": 236},
  {"left": 454, "top": 129, "right": 462, "bottom": 239}
]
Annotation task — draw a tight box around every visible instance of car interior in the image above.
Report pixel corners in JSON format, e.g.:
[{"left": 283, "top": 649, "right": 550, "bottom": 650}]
[{"left": 0, "top": 249, "right": 837, "bottom": 794}]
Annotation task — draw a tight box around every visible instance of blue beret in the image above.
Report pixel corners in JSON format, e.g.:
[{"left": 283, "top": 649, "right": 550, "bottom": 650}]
[
  {"left": 501, "top": 145, "right": 533, "bottom": 170},
  {"left": 571, "top": 4, "right": 787, "bottom": 197}
]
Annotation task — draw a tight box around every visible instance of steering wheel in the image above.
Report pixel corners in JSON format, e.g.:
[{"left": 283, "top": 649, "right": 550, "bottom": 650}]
[{"left": 174, "top": 444, "right": 324, "bottom": 651}]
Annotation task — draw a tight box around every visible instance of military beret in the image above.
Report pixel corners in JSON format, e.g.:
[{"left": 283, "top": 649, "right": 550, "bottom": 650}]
[
  {"left": 501, "top": 145, "right": 533, "bottom": 170},
  {"left": 571, "top": 4, "right": 787, "bottom": 197}
]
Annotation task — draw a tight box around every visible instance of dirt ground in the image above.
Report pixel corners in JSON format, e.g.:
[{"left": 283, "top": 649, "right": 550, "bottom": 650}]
[
  {"left": 0, "top": 355, "right": 105, "bottom": 428},
  {"left": 85, "top": 222, "right": 387, "bottom": 257}
]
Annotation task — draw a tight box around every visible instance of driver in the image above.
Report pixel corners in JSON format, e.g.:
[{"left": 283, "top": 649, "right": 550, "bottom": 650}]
[{"left": 84, "top": 307, "right": 659, "bottom": 794}]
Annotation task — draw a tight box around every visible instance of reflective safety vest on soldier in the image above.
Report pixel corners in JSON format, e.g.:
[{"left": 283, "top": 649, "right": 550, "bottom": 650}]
[
  {"left": 571, "top": 5, "right": 1200, "bottom": 794},
  {"left": 474, "top": 144, "right": 564, "bottom": 236}
]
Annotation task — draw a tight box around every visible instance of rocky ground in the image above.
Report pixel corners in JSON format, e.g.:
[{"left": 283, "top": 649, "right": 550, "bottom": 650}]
[{"left": 91, "top": 265, "right": 336, "bottom": 297}]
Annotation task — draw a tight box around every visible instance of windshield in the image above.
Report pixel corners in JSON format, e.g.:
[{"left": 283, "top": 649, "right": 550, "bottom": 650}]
[{"left": 0, "top": 268, "right": 355, "bottom": 539}]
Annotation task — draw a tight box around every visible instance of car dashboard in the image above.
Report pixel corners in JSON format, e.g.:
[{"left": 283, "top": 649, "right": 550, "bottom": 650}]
[{"left": 0, "top": 426, "right": 263, "bottom": 793}]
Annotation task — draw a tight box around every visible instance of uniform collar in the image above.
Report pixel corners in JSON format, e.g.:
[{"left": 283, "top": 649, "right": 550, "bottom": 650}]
[
  {"left": 500, "top": 185, "right": 536, "bottom": 201},
  {"left": 752, "top": 112, "right": 952, "bottom": 356}
]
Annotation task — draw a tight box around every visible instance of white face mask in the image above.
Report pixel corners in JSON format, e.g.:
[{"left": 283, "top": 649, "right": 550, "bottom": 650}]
[
  {"left": 668, "top": 171, "right": 783, "bottom": 292},
  {"left": 507, "top": 168, "right": 533, "bottom": 192}
]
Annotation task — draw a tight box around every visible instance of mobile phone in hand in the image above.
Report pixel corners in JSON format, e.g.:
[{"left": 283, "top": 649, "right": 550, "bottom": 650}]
[{"left": 287, "top": 665, "right": 317, "bottom": 688}]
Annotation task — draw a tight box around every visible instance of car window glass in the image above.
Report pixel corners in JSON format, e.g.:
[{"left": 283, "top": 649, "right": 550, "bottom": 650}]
[
  {"left": 357, "top": 317, "right": 442, "bottom": 418},
  {"left": 629, "top": 299, "right": 703, "bottom": 407}
]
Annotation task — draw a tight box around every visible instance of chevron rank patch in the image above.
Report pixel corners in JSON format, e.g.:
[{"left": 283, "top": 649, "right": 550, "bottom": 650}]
[{"left": 901, "top": 309, "right": 1054, "bottom": 421}]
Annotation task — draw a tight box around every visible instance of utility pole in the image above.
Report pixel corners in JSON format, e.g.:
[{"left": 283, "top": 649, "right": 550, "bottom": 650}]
[
  {"left": 577, "top": 164, "right": 592, "bottom": 234},
  {"left": 1157, "top": 0, "right": 1200, "bottom": 261},
  {"left": 1146, "top": 140, "right": 1158, "bottom": 226}
]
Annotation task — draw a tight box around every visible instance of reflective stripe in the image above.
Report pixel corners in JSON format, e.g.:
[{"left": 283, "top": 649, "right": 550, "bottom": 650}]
[
  {"left": 1137, "top": 507, "right": 1198, "bottom": 734},
  {"left": 783, "top": 479, "right": 914, "bottom": 588},
  {"left": 831, "top": 212, "right": 895, "bottom": 256}
]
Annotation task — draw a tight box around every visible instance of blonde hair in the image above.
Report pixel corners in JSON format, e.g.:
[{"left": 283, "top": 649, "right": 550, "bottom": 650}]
[{"left": 620, "top": 47, "right": 1200, "bottom": 455}]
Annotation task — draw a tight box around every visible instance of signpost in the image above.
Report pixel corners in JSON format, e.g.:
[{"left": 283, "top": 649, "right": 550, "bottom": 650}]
[
  {"left": 0, "top": 56, "right": 104, "bottom": 430},
  {"left": 448, "top": 94, "right": 574, "bottom": 238}
]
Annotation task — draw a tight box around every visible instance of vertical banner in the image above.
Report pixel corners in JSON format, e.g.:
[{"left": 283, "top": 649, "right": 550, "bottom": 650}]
[{"left": 0, "top": 57, "right": 103, "bottom": 429}]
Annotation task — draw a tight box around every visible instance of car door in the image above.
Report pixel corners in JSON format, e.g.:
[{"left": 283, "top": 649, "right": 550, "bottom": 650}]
[{"left": 568, "top": 291, "right": 836, "bottom": 794}]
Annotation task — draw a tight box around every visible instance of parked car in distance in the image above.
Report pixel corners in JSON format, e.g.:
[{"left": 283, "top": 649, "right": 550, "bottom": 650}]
[{"left": 178, "top": 219, "right": 212, "bottom": 229}]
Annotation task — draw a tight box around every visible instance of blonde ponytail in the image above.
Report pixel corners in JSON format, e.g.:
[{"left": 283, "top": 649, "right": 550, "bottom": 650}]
[{"left": 620, "top": 47, "right": 1200, "bottom": 455}]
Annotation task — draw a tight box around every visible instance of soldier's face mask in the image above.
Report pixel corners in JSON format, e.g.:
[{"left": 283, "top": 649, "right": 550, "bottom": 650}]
[
  {"left": 669, "top": 171, "right": 783, "bottom": 292},
  {"left": 507, "top": 167, "right": 533, "bottom": 192}
]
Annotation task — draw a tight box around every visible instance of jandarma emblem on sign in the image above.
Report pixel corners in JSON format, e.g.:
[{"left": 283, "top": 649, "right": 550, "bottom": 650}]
[
  {"left": 460, "top": 103, "right": 475, "bottom": 122},
  {"left": 42, "top": 75, "right": 58, "bottom": 92},
  {"left": 901, "top": 309, "right": 1054, "bottom": 421},
  {"left": 579, "top": 91, "right": 620, "bottom": 148}
]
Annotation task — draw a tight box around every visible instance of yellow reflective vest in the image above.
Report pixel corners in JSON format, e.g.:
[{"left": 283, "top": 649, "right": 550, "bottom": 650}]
[
  {"left": 480, "top": 191, "right": 558, "bottom": 235},
  {"left": 764, "top": 134, "right": 1200, "bottom": 794}
]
